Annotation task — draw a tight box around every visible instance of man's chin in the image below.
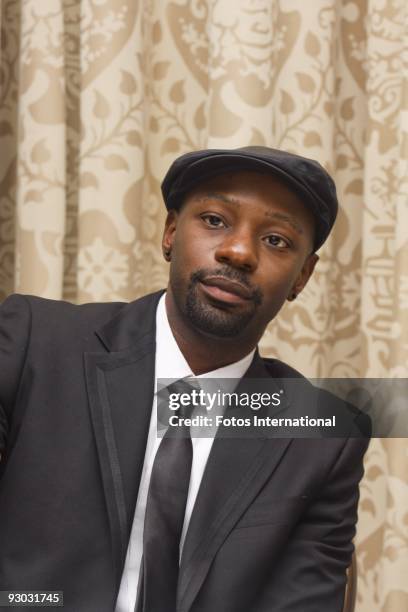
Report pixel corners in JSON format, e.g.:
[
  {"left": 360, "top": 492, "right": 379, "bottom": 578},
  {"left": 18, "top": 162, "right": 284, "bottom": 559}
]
[{"left": 185, "top": 290, "right": 255, "bottom": 338}]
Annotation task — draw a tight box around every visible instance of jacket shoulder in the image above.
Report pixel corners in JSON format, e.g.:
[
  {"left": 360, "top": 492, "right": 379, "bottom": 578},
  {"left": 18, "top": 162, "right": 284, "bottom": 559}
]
[
  {"left": 260, "top": 355, "right": 371, "bottom": 439},
  {"left": 13, "top": 294, "right": 130, "bottom": 335},
  {"left": 21, "top": 293, "right": 125, "bottom": 318},
  {"left": 0, "top": 294, "right": 130, "bottom": 358}
]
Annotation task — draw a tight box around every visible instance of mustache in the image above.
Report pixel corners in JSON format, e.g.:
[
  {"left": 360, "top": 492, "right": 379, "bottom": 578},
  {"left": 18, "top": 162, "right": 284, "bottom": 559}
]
[{"left": 190, "top": 267, "right": 263, "bottom": 305}]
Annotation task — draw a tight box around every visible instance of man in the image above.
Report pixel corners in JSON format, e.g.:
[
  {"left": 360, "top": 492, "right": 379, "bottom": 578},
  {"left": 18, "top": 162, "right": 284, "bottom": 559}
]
[{"left": 0, "top": 147, "right": 369, "bottom": 611}]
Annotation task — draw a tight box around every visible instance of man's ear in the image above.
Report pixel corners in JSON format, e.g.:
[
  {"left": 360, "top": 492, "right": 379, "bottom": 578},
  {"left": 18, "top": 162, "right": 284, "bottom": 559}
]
[
  {"left": 287, "top": 253, "right": 319, "bottom": 301},
  {"left": 162, "top": 209, "right": 178, "bottom": 261}
]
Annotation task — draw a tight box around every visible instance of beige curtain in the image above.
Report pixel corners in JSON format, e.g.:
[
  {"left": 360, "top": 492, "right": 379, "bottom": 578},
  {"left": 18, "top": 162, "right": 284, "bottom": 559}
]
[{"left": 1, "top": 1, "right": 407, "bottom": 609}]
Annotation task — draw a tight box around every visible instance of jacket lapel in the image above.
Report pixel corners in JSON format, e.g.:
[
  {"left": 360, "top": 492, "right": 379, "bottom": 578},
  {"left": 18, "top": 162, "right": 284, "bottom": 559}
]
[
  {"left": 84, "top": 290, "right": 164, "bottom": 586},
  {"left": 178, "top": 352, "right": 293, "bottom": 612}
]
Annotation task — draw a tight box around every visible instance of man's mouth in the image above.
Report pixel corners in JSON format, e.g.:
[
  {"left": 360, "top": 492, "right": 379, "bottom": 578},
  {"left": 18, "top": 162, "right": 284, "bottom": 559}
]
[{"left": 199, "top": 276, "right": 253, "bottom": 305}]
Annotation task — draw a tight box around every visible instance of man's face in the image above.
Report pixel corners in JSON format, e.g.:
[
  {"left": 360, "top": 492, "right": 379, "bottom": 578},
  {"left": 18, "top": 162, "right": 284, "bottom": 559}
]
[{"left": 162, "top": 171, "right": 318, "bottom": 341}]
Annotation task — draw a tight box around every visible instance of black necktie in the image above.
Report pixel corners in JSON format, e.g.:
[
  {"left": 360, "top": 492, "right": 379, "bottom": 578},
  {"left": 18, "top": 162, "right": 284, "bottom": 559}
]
[{"left": 140, "top": 379, "right": 196, "bottom": 612}]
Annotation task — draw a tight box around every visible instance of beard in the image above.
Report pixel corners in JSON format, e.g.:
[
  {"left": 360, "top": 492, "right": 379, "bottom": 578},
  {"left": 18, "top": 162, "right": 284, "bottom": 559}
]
[{"left": 184, "top": 267, "right": 263, "bottom": 338}]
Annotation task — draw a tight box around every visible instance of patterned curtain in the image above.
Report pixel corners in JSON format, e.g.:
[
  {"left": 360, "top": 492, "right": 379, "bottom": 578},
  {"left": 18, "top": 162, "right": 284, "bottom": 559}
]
[{"left": 1, "top": 1, "right": 407, "bottom": 609}]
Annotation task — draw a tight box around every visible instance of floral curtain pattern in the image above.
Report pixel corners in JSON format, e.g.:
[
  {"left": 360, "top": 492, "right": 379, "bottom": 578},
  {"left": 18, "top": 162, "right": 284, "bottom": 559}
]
[{"left": 0, "top": 1, "right": 407, "bottom": 609}]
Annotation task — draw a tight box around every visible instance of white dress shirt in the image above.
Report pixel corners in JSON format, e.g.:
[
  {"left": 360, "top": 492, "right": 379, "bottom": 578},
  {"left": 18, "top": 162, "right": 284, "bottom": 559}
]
[{"left": 115, "top": 293, "right": 255, "bottom": 612}]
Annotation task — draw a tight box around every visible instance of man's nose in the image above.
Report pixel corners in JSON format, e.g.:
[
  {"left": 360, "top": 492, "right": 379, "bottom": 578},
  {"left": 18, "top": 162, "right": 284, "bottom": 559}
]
[{"left": 214, "top": 229, "right": 258, "bottom": 272}]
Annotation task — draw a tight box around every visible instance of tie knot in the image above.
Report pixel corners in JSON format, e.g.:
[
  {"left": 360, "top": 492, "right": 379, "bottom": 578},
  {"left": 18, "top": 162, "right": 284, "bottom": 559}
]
[{"left": 167, "top": 378, "right": 200, "bottom": 419}]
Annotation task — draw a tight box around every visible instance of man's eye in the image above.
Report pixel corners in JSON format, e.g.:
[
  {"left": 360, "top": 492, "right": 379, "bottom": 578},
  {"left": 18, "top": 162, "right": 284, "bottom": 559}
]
[
  {"left": 264, "top": 234, "right": 289, "bottom": 248},
  {"left": 201, "top": 214, "right": 226, "bottom": 228}
]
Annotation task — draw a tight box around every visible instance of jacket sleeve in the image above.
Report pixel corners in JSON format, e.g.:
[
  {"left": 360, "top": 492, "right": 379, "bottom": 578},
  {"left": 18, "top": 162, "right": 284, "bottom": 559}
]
[
  {"left": 256, "top": 435, "right": 369, "bottom": 612},
  {"left": 0, "top": 294, "right": 32, "bottom": 460}
]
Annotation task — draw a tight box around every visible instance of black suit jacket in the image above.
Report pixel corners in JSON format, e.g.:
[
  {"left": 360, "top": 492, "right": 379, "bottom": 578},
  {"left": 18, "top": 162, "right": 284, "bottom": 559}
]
[{"left": 0, "top": 290, "right": 369, "bottom": 612}]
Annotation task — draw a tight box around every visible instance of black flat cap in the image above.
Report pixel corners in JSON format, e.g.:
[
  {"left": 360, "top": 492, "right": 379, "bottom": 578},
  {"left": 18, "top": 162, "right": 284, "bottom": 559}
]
[{"left": 161, "top": 146, "right": 338, "bottom": 251}]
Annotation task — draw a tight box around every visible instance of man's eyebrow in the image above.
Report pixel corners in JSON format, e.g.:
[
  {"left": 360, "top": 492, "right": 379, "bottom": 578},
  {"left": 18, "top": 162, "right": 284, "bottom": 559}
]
[
  {"left": 264, "top": 212, "right": 304, "bottom": 235},
  {"left": 195, "top": 192, "right": 242, "bottom": 207}
]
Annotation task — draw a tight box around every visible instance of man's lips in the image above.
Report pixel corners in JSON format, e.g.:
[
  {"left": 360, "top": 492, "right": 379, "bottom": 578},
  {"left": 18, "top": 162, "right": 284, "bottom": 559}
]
[{"left": 199, "top": 277, "right": 253, "bottom": 304}]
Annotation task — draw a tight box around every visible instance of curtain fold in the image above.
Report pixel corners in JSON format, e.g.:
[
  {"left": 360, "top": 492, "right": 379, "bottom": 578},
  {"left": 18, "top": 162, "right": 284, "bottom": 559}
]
[{"left": 1, "top": 1, "right": 407, "bottom": 609}]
